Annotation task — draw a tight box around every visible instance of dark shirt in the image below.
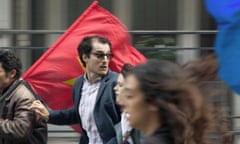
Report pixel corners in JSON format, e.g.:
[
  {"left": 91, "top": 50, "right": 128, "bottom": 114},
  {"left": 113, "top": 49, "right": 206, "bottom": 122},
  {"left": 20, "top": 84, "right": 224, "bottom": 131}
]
[{"left": 142, "top": 125, "right": 174, "bottom": 144}]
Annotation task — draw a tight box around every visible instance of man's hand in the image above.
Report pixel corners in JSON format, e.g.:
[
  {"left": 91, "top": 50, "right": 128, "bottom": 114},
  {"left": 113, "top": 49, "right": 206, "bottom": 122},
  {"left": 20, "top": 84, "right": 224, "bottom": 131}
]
[{"left": 30, "top": 100, "right": 50, "bottom": 120}]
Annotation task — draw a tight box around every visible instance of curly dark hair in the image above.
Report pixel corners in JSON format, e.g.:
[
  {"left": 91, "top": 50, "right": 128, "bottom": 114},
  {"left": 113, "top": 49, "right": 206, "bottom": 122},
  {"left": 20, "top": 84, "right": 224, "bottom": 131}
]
[
  {"left": 128, "top": 58, "right": 231, "bottom": 144},
  {"left": 0, "top": 50, "right": 22, "bottom": 79}
]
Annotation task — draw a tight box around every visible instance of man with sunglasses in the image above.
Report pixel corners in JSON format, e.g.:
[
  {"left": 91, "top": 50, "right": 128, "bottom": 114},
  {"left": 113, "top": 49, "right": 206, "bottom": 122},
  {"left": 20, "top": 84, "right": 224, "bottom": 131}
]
[{"left": 31, "top": 36, "right": 121, "bottom": 144}]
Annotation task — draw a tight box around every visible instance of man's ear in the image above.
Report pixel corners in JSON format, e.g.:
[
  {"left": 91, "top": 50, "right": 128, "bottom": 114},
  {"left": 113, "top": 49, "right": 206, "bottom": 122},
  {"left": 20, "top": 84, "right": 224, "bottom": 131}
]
[
  {"left": 82, "top": 54, "right": 88, "bottom": 63},
  {"left": 9, "top": 69, "right": 16, "bottom": 79}
]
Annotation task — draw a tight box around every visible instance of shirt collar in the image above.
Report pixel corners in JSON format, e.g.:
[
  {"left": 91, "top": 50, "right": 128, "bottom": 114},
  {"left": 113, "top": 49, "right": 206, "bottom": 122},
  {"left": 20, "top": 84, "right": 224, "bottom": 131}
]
[{"left": 83, "top": 74, "right": 101, "bottom": 84}]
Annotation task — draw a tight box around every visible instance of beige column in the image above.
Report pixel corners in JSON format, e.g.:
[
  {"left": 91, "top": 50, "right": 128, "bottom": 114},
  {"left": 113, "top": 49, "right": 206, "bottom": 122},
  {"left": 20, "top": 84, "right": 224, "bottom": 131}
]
[
  {"left": 112, "top": 0, "right": 132, "bottom": 29},
  {"left": 176, "top": 0, "right": 200, "bottom": 64},
  {"left": 44, "top": 0, "right": 68, "bottom": 46},
  {"left": 14, "top": 0, "right": 32, "bottom": 72},
  {"left": 0, "top": 0, "right": 12, "bottom": 57}
]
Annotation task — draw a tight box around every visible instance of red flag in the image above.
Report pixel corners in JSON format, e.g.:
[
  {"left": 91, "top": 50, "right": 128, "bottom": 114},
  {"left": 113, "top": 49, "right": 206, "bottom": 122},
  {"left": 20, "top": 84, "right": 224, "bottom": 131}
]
[{"left": 23, "top": 1, "right": 146, "bottom": 132}]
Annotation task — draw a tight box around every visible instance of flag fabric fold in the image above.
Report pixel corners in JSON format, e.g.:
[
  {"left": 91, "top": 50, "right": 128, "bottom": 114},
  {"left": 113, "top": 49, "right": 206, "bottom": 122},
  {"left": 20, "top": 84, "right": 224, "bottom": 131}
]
[{"left": 205, "top": 0, "right": 240, "bottom": 94}]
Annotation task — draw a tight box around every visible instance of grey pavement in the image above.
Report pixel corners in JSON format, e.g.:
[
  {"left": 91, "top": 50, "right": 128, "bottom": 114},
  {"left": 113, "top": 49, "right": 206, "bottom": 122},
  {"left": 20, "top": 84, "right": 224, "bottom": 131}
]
[{"left": 47, "top": 124, "right": 80, "bottom": 144}]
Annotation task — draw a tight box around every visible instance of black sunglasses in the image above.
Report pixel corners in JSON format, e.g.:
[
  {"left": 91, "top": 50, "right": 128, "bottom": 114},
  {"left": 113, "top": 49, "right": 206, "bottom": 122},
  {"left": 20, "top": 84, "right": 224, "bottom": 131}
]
[{"left": 91, "top": 52, "right": 114, "bottom": 59}]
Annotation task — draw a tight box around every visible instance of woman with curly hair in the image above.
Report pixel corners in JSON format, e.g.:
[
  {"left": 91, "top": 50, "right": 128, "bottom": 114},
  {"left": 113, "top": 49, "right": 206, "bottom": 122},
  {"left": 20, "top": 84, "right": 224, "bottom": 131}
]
[{"left": 121, "top": 58, "right": 231, "bottom": 144}]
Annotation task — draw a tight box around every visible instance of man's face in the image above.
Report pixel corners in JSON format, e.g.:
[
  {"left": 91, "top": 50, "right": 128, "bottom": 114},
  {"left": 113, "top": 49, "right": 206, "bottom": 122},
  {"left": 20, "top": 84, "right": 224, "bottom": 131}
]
[
  {"left": 84, "top": 40, "right": 112, "bottom": 76},
  {"left": 0, "top": 63, "right": 14, "bottom": 89}
]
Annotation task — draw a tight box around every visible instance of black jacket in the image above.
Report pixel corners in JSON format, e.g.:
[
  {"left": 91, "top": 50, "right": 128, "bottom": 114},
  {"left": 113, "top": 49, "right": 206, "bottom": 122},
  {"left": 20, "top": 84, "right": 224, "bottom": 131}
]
[{"left": 142, "top": 125, "right": 174, "bottom": 144}]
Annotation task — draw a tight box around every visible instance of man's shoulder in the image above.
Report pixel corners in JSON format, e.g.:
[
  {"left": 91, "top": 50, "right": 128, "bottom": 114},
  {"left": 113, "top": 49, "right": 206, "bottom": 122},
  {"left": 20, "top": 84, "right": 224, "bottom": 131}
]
[
  {"left": 106, "top": 70, "right": 118, "bottom": 79},
  {"left": 10, "top": 81, "right": 36, "bottom": 101},
  {"left": 75, "top": 75, "right": 85, "bottom": 82},
  {"left": 101, "top": 71, "right": 118, "bottom": 84}
]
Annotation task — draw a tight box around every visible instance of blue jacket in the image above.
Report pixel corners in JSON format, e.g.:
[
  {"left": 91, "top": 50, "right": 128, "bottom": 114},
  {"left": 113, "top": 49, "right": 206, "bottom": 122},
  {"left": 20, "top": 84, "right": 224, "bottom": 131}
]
[{"left": 48, "top": 71, "right": 121, "bottom": 144}]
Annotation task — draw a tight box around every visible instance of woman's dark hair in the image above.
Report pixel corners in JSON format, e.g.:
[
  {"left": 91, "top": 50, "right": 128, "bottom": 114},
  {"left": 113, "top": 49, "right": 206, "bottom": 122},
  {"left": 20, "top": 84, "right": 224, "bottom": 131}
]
[
  {"left": 183, "top": 53, "right": 232, "bottom": 144},
  {"left": 128, "top": 57, "right": 231, "bottom": 144},
  {"left": 182, "top": 54, "right": 218, "bottom": 82},
  {"left": 0, "top": 50, "right": 22, "bottom": 79},
  {"left": 121, "top": 63, "right": 134, "bottom": 78}
]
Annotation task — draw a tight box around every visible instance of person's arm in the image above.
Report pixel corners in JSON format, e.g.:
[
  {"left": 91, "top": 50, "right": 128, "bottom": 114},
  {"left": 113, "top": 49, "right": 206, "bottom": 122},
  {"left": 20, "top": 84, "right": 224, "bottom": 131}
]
[
  {"left": 48, "top": 108, "right": 79, "bottom": 125},
  {"left": 31, "top": 100, "right": 79, "bottom": 125}
]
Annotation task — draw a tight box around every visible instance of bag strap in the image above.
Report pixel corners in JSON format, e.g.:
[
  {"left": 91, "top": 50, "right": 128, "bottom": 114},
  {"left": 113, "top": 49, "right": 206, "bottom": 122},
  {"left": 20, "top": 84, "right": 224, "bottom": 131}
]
[
  {"left": 21, "top": 80, "right": 41, "bottom": 100},
  {"left": 21, "top": 80, "right": 49, "bottom": 109}
]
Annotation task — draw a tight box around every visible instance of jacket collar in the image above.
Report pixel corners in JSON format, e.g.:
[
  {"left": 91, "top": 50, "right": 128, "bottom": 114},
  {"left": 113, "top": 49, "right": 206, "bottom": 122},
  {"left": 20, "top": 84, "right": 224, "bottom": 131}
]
[{"left": 0, "top": 80, "right": 22, "bottom": 102}]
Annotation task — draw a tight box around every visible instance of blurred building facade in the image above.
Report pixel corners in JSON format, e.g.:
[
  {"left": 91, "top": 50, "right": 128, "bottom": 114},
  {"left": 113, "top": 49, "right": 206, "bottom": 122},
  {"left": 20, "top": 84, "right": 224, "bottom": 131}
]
[{"left": 0, "top": 0, "right": 217, "bottom": 70}]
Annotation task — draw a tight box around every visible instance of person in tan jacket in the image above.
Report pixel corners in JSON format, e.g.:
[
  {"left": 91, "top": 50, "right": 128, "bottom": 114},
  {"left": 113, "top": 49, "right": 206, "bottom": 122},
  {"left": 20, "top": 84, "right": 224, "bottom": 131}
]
[{"left": 0, "top": 50, "right": 47, "bottom": 144}]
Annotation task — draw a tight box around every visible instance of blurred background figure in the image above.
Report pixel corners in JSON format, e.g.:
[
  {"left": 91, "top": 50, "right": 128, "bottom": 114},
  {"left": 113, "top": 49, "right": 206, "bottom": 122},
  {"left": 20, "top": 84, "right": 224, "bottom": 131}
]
[
  {"left": 114, "top": 63, "right": 143, "bottom": 144},
  {"left": 122, "top": 58, "right": 231, "bottom": 144}
]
